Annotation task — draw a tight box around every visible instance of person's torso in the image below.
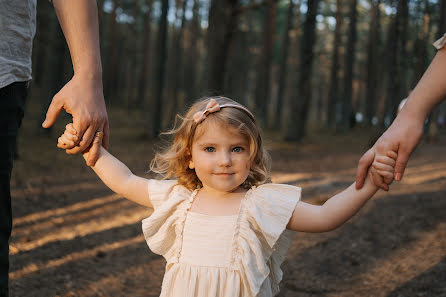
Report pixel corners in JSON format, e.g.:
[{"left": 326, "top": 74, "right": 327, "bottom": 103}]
[{"left": 0, "top": 0, "right": 37, "bottom": 88}]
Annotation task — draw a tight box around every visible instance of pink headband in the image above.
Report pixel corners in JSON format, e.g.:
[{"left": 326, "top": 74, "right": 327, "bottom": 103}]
[{"left": 193, "top": 99, "right": 255, "bottom": 124}]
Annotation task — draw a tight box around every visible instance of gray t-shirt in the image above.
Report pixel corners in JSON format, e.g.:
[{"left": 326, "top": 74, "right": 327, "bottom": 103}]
[{"left": 0, "top": 0, "right": 37, "bottom": 89}]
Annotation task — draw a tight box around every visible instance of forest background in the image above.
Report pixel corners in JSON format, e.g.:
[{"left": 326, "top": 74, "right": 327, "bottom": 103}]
[
  {"left": 8, "top": 0, "right": 446, "bottom": 296},
  {"left": 30, "top": 0, "right": 446, "bottom": 140}
]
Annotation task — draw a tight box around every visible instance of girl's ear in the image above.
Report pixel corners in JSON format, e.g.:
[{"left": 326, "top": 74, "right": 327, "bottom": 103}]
[{"left": 189, "top": 160, "right": 195, "bottom": 169}]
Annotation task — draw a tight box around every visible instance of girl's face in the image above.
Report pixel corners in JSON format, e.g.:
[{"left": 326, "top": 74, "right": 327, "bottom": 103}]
[{"left": 189, "top": 122, "right": 251, "bottom": 195}]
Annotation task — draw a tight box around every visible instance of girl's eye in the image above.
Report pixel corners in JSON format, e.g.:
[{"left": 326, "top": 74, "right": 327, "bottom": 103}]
[
  {"left": 204, "top": 147, "right": 215, "bottom": 152},
  {"left": 232, "top": 146, "right": 244, "bottom": 153}
]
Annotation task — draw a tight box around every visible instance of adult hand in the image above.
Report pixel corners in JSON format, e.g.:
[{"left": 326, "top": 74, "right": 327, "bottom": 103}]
[
  {"left": 42, "top": 74, "right": 109, "bottom": 166},
  {"left": 355, "top": 114, "right": 424, "bottom": 190}
]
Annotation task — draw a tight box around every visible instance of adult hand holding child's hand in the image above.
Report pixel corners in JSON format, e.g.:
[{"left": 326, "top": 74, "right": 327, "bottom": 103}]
[
  {"left": 356, "top": 114, "right": 424, "bottom": 190},
  {"left": 43, "top": 74, "right": 109, "bottom": 166},
  {"left": 58, "top": 123, "right": 101, "bottom": 163}
]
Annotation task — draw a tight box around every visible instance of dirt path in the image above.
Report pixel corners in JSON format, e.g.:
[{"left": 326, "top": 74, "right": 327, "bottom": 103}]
[{"left": 8, "top": 107, "right": 446, "bottom": 297}]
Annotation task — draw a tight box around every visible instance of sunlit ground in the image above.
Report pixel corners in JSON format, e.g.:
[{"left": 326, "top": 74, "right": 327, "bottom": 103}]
[{"left": 9, "top": 101, "right": 446, "bottom": 297}]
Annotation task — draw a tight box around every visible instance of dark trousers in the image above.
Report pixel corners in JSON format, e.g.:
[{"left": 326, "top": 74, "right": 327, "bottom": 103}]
[{"left": 0, "top": 82, "right": 27, "bottom": 297}]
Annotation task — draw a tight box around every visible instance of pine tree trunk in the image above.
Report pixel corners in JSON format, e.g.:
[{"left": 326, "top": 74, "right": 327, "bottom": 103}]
[
  {"left": 326, "top": 0, "right": 343, "bottom": 127},
  {"left": 206, "top": 0, "right": 239, "bottom": 93},
  {"left": 380, "top": 2, "right": 400, "bottom": 127},
  {"left": 340, "top": 0, "right": 357, "bottom": 130},
  {"left": 148, "top": 0, "right": 169, "bottom": 138},
  {"left": 283, "top": 0, "right": 320, "bottom": 141},
  {"left": 184, "top": 0, "right": 200, "bottom": 106},
  {"left": 364, "top": 0, "right": 380, "bottom": 127},
  {"left": 39, "top": 14, "right": 67, "bottom": 135},
  {"left": 137, "top": 0, "right": 154, "bottom": 107},
  {"left": 398, "top": 0, "right": 409, "bottom": 100},
  {"left": 275, "top": 0, "right": 294, "bottom": 128},
  {"left": 254, "top": 0, "right": 277, "bottom": 124},
  {"left": 104, "top": 0, "right": 120, "bottom": 101},
  {"left": 172, "top": 0, "right": 188, "bottom": 113},
  {"left": 128, "top": 0, "right": 141, "bottom": 105}
]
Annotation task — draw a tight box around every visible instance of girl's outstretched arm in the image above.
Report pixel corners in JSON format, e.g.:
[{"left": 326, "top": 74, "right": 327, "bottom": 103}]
[
  {"left": 58, "top": 124, "right": 152, "bottom": 208},
  {"left": 287, "top": 152, "right": 396, "bottom": 233},
  {"left": 87, "top": 146, "right": 153, "bottom": 208}
]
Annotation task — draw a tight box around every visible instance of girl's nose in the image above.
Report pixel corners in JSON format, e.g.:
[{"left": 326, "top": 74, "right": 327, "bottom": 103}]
[{"left": 218, "top": 152, "right": 232, "bottom": 166}]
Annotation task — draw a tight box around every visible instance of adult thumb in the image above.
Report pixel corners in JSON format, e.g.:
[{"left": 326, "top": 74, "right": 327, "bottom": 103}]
[
  {"left": 394, "top": 150, "right": 409, "bottom": 181},
  {"left": 42, "top": 96, "right": 63, "bottom": 128}
]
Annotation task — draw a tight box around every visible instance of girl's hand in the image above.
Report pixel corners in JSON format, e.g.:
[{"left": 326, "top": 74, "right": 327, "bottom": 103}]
[
  {"left": 58, "top": 123, "right": 103, "bottom": 165},
  {"left": 57, "top": 123, "right": 79, "bottom": 150},
  {"left": 370, "top": 150, "right": 397, "bottom": 187}
]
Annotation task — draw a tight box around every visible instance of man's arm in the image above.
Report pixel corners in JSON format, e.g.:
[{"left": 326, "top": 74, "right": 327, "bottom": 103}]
[
  {"left": 356, "top": 45, "right": 446, "bottom": 189},
  {"left": 42, "top": 0, "right": 109, "bottom": 166}
]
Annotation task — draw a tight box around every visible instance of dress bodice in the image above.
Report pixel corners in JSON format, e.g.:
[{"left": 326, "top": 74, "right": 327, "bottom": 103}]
[{"left": 180, "top": 212, "right": 237, "bottom": 267}]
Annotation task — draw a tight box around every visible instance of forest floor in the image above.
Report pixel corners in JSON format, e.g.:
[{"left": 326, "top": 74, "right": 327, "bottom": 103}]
[{"left": 8, "top": 102, "right": 446, "bottom": 297}]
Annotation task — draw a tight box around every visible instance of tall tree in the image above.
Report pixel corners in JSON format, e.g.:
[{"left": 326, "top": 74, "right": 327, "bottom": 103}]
[
  {"left": 128, "top": 0, "right": 142, "bottom": 105},
  {"left": 184, "top": 0, "right": 201, "bottom": 105},
  {"left": 412, "top": 0, "right": 430, "bottom": 86},
  {"left": 165, "top": 0, "right": 189, "bottom": 127},
  {"left": 326, "top": 0, "right": 343, "bottom": 127},
  {"left": 206, "top": 0, "right": 239, "bottom": 93},
  {"left": 364, "top": 0, "right": 381, "bottom": 127},
  {"left": 384, "top": 0, "right": 408, "bottom": 121},
  {"left": 148, "top": 0, "right": 169, "bottom": 137},
  {"left": 397, "top": 0, "right": 409, "bottom": 100},
  {"left": 283, "top": 0, "right": 320, "bottom": 141},
  {"left": 275, "top": 0, "right": 295, "bottom": 128},
  {"left": 137, "top": 0, "right": 154, "bottom": 107},
  {"left": 104, "top": 0, "right": 120, "bottom": 101},
  {"left": 340, "top": 0, "right": 357, "bottom": 130},
  {"left": 254, "top": 0, "right": 278, "bottom": 123},
  {"left": 39, "top": 13, "right": 67, "bottom": 135}
]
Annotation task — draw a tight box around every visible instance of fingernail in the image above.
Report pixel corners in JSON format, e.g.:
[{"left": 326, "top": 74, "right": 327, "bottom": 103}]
[
  {"left": 395, "top": 173, "right": 401, "bottom": 181},
  {"left": 42, "top": 120, "right": 47, "bottom": 127}
]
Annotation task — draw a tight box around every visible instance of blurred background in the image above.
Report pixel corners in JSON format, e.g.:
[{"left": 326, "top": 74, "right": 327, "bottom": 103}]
[
  {"left": 30, "top": 0, "right": 446, "bottom": 140},
  {"left": 9, "top": 1, "right": 446, "bottom": 296}
]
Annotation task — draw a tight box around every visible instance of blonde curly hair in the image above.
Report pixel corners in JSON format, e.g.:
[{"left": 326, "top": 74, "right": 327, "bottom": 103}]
[{"left": 150, "top": 96, "right": 271, "bottom": 191}]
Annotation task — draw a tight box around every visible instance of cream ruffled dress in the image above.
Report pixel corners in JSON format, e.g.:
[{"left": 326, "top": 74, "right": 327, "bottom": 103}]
[{"left": 141, "top": 180, "right": 301, "bottom": 297}]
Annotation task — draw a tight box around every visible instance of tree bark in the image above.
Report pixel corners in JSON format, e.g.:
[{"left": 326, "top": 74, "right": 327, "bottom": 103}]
[
  {"left": 254, "top": 0, "right": 277, "bottom": 124},
  {"left": 275, "top": 0, "right": 294, "bottom": 128},
  {"left": 326, "top": 0, "right": 343, "bottom": 127},
  {"left": 283, "top": 0, "right": 320, "bottom": 141},
  {"left": 148, "top": 0, "right": 169, "bottom": 138},
  {"left": 206, "top": 0, "right": 239, "bottom": 93},
  {"left": 386, "top": 0, "right": 408, "bottom": 120},
  {"left": 128, "top": 0, "right": 141, "bottom": 105},
  {"left": 340, "top": 0, "right": 357, "bottom": 130},
  {"left": 104, "top": 0, "right": 120, "bottom": 101},
  {"left": 137, "top": 0, "right": 154, "bottom": 107},
  {"left": 184, "top": 0, "right": 201, "bottom": 106},
  {"left": 165, "top": 0, "right": 189, "bottom": 127},
  {"left": 364, "top": 0, "right": 380, "bottom": 127}
]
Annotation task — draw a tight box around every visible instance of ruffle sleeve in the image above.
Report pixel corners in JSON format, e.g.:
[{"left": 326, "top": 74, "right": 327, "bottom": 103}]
[
  {"left": 232, "top": 183, "right": 301, "bottom": 297},
  {"left": 433, "top": 33, "right": 446, "bottom": 50},
  {"left": 142, "top": 180, "right": 194, "bottom": 262},
  {"left": 147, "top": 179, "right": 178, "bottom": 210}
]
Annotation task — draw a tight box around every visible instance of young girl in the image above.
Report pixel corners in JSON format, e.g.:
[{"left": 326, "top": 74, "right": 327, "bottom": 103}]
[{"left": 57, "top": 97, "right": 396, "bottom": 297}]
